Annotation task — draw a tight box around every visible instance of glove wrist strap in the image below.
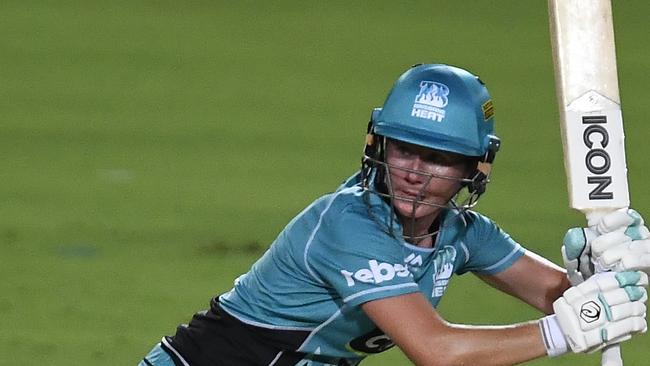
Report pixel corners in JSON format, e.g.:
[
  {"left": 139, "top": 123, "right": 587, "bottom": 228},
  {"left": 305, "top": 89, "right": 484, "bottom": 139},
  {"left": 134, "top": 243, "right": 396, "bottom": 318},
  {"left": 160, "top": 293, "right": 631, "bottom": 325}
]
[{"left": 539, "top": 314, "right": 569, "bottom": 357}]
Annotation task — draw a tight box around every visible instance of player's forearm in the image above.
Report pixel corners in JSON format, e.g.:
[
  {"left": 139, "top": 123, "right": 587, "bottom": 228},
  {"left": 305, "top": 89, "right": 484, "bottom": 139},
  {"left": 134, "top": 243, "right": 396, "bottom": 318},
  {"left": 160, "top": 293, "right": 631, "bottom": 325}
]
[
  {"left": 364, "top": 293, "right": 549, "bottom": 366},
  {"left": 420, "top": 321, "right": 546, "bottom": 366},
  {"left": 479, "top": 251, "right": 571, "bottom": 314}
]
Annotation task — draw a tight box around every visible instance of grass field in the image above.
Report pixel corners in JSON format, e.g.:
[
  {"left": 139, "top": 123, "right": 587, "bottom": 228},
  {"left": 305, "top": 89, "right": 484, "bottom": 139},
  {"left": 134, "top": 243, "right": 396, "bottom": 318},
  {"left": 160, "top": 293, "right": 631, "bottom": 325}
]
[{"left": 2, "top": 1, "right": 649, "bottom": 365}]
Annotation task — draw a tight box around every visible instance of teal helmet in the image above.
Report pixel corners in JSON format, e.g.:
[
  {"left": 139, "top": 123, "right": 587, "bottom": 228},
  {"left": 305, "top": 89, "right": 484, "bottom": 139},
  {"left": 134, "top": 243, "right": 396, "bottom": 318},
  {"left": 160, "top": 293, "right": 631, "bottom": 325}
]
[
  {"left": 361, "top": 64, "right": 501, "bottom": 234},
  {"left": 373, "top": 63, "right": 499, "bottom": 158}
]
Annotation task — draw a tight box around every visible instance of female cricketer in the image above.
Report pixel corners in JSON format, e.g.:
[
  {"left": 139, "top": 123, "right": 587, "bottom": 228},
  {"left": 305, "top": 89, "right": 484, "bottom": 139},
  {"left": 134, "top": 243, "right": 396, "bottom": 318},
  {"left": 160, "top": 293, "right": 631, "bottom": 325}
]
[{"left": 140, "top": 64, "right": 650, "bottom": 365}]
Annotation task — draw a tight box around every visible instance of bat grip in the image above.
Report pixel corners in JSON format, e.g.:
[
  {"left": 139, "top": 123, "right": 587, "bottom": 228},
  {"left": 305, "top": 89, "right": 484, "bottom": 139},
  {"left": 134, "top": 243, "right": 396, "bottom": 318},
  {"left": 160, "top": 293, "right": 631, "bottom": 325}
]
[
  {"left": 585, "top": 210, "right": 625, "bottom": 366},
  {"left": 601, "top": 345, "right": 622, "bottom": 366}
]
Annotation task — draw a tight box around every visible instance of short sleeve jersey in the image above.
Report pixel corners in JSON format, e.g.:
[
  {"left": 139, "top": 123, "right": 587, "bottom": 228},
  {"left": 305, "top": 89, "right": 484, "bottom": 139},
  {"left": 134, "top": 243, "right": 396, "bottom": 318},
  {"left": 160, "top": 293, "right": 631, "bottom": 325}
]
[{"left": 219, "top": 173, "right": 524, "bottom": 364}]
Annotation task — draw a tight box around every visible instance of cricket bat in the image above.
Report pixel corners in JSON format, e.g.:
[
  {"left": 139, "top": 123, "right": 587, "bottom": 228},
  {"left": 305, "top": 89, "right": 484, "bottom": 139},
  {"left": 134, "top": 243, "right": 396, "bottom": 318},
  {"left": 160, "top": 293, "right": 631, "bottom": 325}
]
[{"left": 548, "top": 0, "right": 630, "bottom": 365}]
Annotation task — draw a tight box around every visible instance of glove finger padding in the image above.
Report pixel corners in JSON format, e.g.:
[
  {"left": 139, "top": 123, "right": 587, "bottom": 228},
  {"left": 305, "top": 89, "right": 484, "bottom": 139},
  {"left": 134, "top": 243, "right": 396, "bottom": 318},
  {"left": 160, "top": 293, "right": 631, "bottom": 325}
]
[
  {"left": 595, "top": 236, "right": 650, "bottom": 273},
  {"left": 592, "top": 230, "right": 650, "bottom": 255},
  {"left": 563, "top": 271, "right": 647, "bottom": 297},
  {"left": 598, "top": 317, "right": 647, "bottom": 346},
  {"left": 562, "top": 228, "right": 597, "bottom": 285},
  {"left": 601, "top": 288, "right": 647, "bottom": 307},
  {"left": 552, "top": 271, "right": 648, "bottom": 354},
  {"left": 595, "top": 208, "right": 643, "bottom": 235},
  {"left": 621, "top": 252, "right": 650, "bottom": 274},
  {"left": 563, "top": 209, "right": 650, "bottom": 284},
  {"left": 609, "top": 301, "right": 647, "bottom": 322},
  {"left": 624, "top": 224, "right": 650, "bottom": 240},
  {"left": 592, "top": 231, "right": 633, "bottom": 257}
]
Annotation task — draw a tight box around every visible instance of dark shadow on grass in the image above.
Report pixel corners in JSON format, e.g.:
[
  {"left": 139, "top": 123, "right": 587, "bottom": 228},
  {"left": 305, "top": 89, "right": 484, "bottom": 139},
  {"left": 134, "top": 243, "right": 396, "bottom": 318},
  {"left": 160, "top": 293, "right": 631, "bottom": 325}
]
[
  {"left": 2, "top": 228, "right": 18, "bottom": 245},
  {"left": 197, "top": 240, "right": 266, "bottom": 256}
]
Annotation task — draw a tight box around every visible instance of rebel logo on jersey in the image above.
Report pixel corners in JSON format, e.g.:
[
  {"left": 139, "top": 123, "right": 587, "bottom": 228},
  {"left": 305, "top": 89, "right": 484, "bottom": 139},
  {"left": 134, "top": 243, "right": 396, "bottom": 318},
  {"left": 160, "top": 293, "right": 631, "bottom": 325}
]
[
  {"left": 340, "top": 260, "right": 412, "bottom": 287},
  {"left": 403, "top": 253, "right": 423, "bottom": 266}
]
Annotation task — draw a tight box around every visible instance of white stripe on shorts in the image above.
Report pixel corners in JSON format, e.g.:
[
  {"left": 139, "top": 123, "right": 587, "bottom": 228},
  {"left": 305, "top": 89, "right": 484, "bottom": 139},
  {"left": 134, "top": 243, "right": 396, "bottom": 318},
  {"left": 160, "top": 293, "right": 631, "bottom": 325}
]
[{"left": 161, "top": 337, "right": 191, "bottom": 366}]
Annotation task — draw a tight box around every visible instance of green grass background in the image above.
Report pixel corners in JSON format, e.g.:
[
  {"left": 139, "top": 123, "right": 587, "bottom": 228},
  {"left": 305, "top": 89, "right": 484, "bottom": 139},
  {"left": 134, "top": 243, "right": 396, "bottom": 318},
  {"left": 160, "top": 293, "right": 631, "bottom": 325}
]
[{"left": 1, "top": 1, "right": 649, "bottom": 364}]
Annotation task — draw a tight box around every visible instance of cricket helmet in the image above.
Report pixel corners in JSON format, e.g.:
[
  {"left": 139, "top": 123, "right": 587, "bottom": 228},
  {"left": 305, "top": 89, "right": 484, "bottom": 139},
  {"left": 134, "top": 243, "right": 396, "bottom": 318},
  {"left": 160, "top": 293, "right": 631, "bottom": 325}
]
[
  {"left": 361, "top": 64, "right": 501, "bottom": 237},
  {"left": 374, "top": 63, "right": 499, "bottom": 158}
]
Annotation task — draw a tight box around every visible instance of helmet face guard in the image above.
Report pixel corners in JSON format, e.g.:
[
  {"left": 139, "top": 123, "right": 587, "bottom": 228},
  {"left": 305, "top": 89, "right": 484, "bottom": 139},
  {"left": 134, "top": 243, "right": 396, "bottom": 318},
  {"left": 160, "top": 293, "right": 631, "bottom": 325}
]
[
  {"left": 361, "top": 133, "right": 499, "bottom": 241},
  {"left": 360, "top": 64, "right": 501, "bottom": 241}
]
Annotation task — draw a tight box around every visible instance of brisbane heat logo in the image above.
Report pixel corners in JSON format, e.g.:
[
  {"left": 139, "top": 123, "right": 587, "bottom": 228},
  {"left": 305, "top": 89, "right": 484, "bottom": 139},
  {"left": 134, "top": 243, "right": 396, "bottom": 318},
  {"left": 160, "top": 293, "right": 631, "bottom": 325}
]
[
  {"left": 412, "top": 80, "right": 449, "bottom": 122},
  {"left": 432, "top": 246, "right": 456, "bottom": 298}
]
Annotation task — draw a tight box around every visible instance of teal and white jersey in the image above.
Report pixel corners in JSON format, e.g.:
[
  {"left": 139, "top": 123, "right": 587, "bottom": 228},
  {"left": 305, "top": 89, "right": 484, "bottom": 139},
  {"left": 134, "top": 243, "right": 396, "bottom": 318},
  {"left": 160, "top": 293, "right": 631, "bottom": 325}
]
[{"left": 218, "top": 173, "right": 524, "bottom": 364}]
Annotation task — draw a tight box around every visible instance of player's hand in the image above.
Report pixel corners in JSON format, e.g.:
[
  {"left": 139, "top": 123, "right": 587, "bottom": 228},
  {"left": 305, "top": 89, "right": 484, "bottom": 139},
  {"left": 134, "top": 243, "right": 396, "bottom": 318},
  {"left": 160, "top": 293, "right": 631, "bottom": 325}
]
[
  {"left": 562, "top": 209, "right": 649, "bottom": 285},
  {"left": 540, "top": 271, "right": 648, "bottom": 357}
]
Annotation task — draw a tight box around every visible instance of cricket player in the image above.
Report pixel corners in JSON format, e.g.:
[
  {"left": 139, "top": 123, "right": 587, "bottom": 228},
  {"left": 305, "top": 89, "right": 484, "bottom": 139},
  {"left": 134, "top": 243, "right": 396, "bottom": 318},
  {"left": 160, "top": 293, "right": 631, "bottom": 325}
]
[{"left": 140, "top": 64, "right": 650, "bottom": 365}]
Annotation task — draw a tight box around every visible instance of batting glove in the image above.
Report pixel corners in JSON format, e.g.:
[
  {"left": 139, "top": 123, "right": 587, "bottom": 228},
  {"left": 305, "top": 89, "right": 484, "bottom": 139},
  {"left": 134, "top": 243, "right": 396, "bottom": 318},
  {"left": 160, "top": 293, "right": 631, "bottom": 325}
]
[
  {"left": 539, "top": 271, "right": 648, "bottom": 357},
  {"left": 562, "top": 208, "right": 650, "bottom": 285}
]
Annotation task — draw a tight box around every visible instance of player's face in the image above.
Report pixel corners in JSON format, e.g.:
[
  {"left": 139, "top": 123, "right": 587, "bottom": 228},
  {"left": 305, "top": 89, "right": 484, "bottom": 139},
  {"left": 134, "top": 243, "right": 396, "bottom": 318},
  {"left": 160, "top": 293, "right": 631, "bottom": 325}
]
[{"left": 384, "top": 139, "right": 474, "bottom": 219}]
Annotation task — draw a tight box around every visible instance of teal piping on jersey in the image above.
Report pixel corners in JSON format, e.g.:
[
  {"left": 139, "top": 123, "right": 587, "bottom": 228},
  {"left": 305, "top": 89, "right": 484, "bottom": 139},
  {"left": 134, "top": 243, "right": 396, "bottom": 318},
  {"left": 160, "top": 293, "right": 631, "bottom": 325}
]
[
  {"left": 296, "top": 307, "right": 346, "bottom": 353},
  {"left": 303, "top": 191, "right": 339, "bottom": 286},
  {"left": 475, "top": 244, "right": 524, "bottom": 274},
  {"left": 344, "top": 283, "right": 419, "bottom": 303}
]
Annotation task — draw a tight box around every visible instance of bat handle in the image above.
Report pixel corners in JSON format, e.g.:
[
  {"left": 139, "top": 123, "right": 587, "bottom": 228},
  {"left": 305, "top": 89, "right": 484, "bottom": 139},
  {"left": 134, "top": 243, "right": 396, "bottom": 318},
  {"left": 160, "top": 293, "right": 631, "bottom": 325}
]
[
  {"left": 585, "top": 210, "right": 625, "bottom": 366},
  {"left": 601, "top": 344, "right": 622, "bottom": 366}
]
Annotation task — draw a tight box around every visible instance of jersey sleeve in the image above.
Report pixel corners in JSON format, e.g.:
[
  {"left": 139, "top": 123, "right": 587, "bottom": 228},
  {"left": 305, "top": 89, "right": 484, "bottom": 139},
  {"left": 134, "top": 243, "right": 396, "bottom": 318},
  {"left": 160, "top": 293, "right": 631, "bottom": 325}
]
[
  {"left": 304, "top": 199, "right": 420, "bottom": 308},
  {"left": 455, "top": 212, "right": 525, "bottom": 275}
]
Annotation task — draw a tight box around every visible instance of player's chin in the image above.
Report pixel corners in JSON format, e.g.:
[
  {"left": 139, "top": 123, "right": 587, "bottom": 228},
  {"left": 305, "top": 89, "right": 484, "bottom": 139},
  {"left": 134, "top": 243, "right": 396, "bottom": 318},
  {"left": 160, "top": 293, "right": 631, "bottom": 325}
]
[{"left": 393, "top": 198, "right": 442, "bottom": 219}]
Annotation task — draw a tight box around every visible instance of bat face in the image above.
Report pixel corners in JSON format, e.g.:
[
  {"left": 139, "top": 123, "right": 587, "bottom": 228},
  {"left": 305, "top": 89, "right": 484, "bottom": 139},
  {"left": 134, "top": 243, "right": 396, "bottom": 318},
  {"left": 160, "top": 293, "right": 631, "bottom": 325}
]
[
  {"left": 548, "top": 0, "right": 630, "bottom": 213},
  {"left": 562, "top": 90, "right": 629, "bottom": 211}
]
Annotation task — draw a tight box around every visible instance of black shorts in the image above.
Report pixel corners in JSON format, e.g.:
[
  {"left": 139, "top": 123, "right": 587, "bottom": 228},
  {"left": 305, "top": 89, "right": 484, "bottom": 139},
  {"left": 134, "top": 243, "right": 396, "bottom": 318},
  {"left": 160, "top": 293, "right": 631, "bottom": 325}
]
[{"left": 168, "top": 296, "right": 359, "bottom": 366}]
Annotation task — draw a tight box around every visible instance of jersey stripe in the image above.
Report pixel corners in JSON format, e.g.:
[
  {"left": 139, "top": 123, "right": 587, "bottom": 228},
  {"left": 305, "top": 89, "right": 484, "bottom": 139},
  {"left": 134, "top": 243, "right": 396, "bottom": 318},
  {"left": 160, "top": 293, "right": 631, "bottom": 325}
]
[
  {"left": 296, "top": 307, "right": 344, "bottom": 353},
  {"left": 303, "top": 192, "right": 340, "bottom": 285},
  {"left": 343, "top": 283, "right": 419, "bottom": 303},
  {"left": 477, "top": 243, "right": 523, "bottom": 273}
]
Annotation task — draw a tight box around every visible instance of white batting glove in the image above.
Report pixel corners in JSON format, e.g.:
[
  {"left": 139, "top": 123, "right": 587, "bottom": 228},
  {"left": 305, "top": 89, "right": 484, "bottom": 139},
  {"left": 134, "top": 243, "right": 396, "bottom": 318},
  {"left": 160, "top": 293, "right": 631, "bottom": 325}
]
[
  {"left": 562, "top": 209, "right": 650, "bottom": 285},
  {"left": 539, "top": 271, "right": 648, "bottom": 357},
  {"left": 592, "top": 228, "right": 650, "bottom": 275}
]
